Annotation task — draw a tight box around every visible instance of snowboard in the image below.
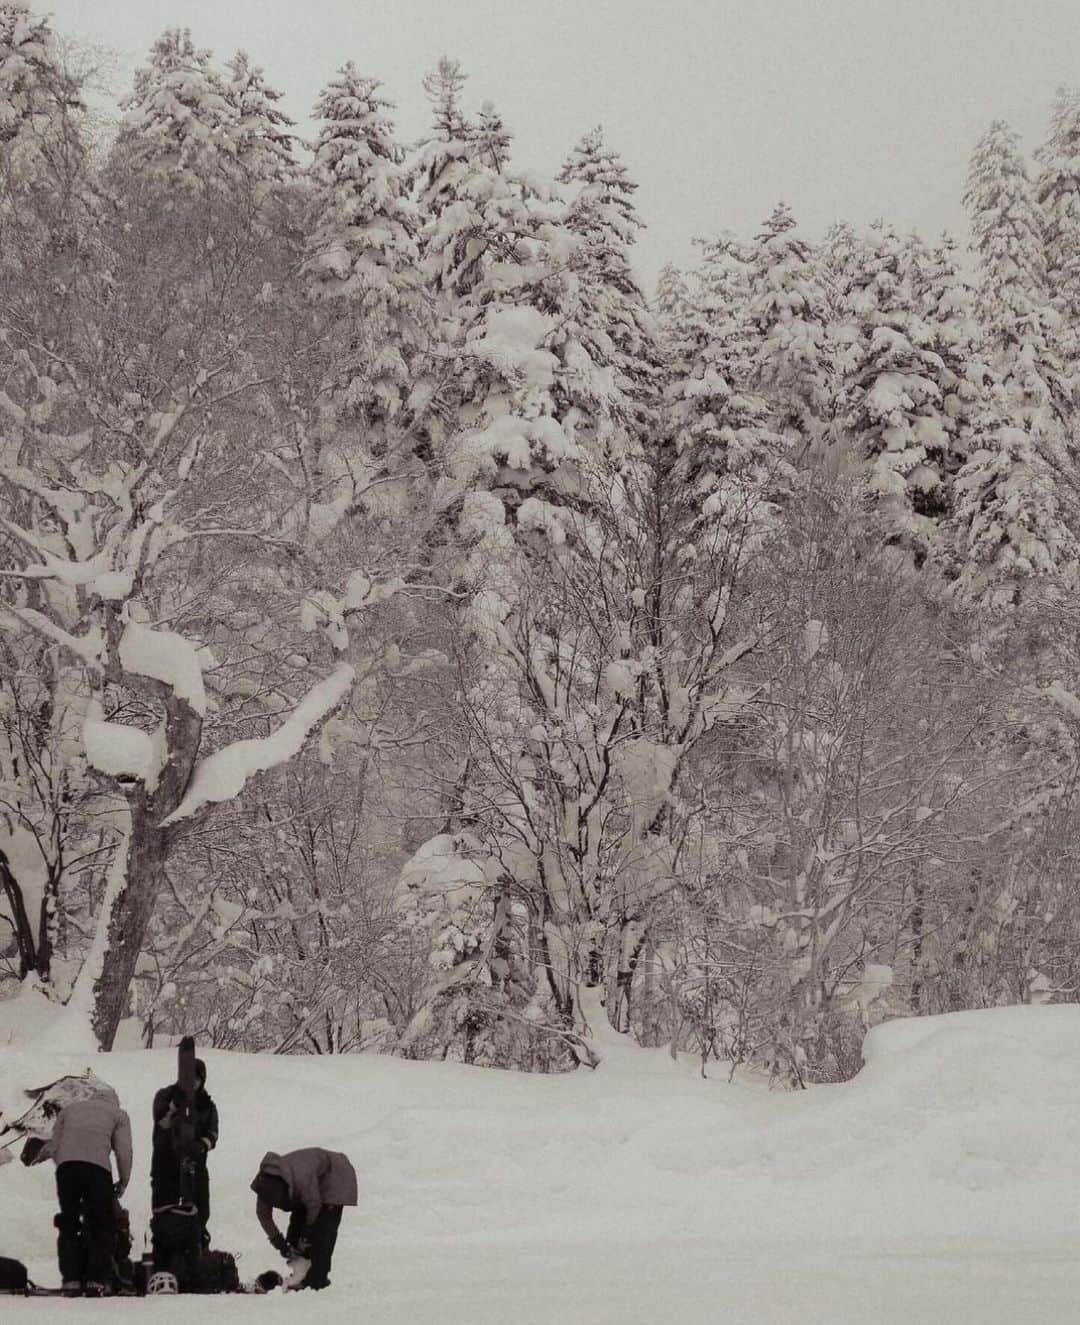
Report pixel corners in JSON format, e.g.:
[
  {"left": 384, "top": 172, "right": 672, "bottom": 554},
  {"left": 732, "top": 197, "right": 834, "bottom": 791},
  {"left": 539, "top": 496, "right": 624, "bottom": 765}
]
[
  {"left": 175, "top": 1036, "right": 198, "bottom": 1211},
  {"left": 1, "top": 1278, "right": 280, "bottom": 1298}
]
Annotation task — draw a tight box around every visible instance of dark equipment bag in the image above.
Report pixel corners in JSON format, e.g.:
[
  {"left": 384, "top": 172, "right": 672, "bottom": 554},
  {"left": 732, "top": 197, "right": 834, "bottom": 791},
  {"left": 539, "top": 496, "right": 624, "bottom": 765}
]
[
  {"left": 151, "top": 1205, "right": 240, "bottom": 1294},
  {"left": 190, "top": 1249, "right": 241, "bottom": 1295},
  {"left": 0, "top": 1256, "right": 29, "bottom": 1293}
]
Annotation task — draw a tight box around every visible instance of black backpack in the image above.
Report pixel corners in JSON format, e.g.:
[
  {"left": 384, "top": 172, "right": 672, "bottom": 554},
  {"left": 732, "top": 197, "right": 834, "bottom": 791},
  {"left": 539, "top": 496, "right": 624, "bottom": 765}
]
[
  {"left": 0, "top": 1256, "right": 29, "bottom": 1294},
  {"left": 190, "top": 1249, "right": 240, "bottom": 1294}
]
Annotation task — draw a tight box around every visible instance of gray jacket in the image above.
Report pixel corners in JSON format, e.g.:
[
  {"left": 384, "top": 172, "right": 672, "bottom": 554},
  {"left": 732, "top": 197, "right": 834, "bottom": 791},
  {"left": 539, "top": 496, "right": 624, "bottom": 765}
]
[
  {"left": 256, "top": 1148, "right": 357, "bottom": 1227},
  {"left": 44, "top": 1091, "right": 133, "bottom": 1189}
]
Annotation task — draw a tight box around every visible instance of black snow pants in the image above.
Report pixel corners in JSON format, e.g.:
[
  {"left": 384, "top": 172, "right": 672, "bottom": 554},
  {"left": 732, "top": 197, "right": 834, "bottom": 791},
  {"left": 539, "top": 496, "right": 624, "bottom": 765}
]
[
  {"left": 286, "top": 1204, "right": 343, "bottom": 1290},
  {"left": 55, "top": 1160, "right": 115, "bottom": 1288}
]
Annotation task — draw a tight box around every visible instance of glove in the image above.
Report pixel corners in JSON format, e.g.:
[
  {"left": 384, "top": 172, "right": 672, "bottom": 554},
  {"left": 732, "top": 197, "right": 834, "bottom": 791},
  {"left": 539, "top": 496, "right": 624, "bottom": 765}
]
[
  {"left": 114, "top": 1180, "right": 127, "bottom": 1198},
  {"left": 293, "top": 1235, "right": 311, "bottom": 1257},
  {"left": 269, "top": 1233, "right": 293, "bottom": 1259},
  {"left": 199, "top": 1136, "right": 213, "bottom": 1151}
]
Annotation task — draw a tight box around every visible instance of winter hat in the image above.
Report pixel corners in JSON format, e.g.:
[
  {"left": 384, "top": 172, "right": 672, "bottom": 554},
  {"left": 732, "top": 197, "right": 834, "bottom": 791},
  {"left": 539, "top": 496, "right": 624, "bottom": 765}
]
[
  {"left": 251, "top": 1172, "right": 290, "bottom": 1210},
  {"left": 194, "top": 1059, "right": 207, "bottom": 1085}
]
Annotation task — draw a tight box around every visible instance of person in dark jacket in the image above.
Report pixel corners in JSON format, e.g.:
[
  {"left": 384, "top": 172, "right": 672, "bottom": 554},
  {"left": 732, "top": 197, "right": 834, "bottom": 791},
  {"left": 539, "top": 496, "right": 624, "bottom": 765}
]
[
  {"left": 41, "top": 1088, "right": 133, "bottom": 1297},
  {"left": 150, "top": 1057, "right": 218, "bottom": 1239},
  {"left": 250, "top": 1148, "right": 357, "bottom": 1291}
]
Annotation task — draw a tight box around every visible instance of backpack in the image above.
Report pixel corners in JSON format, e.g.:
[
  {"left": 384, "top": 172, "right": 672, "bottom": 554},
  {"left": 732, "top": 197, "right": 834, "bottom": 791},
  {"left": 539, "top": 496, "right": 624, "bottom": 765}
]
[
  {"left": 0, "top": 1256, "right": 28, "bottom": 1294},
  {"left": 150, "top": 1206, "right": 202, "bottom": 1291},
  {"left": 190, "top": 1249, "right": 240, "bottom": 1295}
]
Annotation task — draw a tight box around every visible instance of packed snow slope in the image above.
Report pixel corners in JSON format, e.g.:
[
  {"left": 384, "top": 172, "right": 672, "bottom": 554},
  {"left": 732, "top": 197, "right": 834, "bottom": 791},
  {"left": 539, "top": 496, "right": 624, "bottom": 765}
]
[{"left": 2, "top": 998, "right": 1080, "bottom": 1324}]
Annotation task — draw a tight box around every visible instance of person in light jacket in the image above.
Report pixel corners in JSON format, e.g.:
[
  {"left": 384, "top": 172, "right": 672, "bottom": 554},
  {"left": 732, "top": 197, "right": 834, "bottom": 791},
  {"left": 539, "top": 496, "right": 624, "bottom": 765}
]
[
  {"left": 250, "top": 1147, "right": 357, "bottom": 1291},
  {"left": 42, "top": 1089, "right": 133, "bottom": 1297}
]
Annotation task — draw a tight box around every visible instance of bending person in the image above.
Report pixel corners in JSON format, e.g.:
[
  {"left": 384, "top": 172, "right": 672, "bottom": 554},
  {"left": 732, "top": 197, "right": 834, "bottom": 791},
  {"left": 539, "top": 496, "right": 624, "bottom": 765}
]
[{"left": 250, "top": 1148, "right": 357, "bottom": 1291}]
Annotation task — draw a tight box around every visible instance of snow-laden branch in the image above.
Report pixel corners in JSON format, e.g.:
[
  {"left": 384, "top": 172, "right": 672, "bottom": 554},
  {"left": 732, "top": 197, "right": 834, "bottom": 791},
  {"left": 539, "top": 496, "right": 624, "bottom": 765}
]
[
  {"left": 0, "top": 605, "right": 105, "bottom": 667},
  {"left": 160, "top": 663, "right": 356, "bottom": 826},
  {"left": 118, "top": 622, "right": 207, "bottom": 716}
]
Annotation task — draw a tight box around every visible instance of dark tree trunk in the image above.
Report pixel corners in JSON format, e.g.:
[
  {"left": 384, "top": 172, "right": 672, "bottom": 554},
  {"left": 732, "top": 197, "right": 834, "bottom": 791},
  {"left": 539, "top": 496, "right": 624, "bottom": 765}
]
[
  {"left": 609, "top": 921, "right": 647, "bottom": 1033},
  {"left": 0, "top": 848, "right": 37, "bottom": 979},
  {"left": 88, "top": 657, "right": 203, "bottom": 1051},
  {"left": 91, "top": 799, "right": 171, "bottom": 1050}
]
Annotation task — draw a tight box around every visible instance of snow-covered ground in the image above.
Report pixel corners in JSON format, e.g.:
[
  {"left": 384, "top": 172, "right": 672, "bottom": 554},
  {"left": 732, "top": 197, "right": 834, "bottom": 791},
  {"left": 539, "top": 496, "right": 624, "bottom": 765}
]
[{"left": 2, "top": 996, "right": 1080, "bottom": 1323}]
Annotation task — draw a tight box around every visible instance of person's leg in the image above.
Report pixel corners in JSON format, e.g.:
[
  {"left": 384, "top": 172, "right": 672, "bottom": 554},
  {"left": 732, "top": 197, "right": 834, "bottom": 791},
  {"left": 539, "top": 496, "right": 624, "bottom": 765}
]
[
  {"left": 150, "top": 1143, "right": 181, "bottom": 1211},
  {"left": 55, "top": 1162, "right": 84, "bottom": 1288},
  {"left": 82, "top": 1165, "right": 116, "bottom": 1290},
  {"left": 304, "top": 1205, "right": 342, "bottom": 1290}
]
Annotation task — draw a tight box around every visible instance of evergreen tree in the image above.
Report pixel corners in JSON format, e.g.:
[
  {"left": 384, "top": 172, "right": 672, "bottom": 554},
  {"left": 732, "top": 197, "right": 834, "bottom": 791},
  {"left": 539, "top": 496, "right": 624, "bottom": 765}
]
[
  {"left": 965, "top": 119, "right": 1047, "bottom": 346},
  {"left": 653, "top": 262, "right": 691, "bottom": 334},
  {"left": 0, "top": 1, "right": 79, "bottom": 164},
  {"left": 0, "top": 1, "right": 93, "bottom": 294},
  {"left": 664, "top": 232, "right": 787, "bottom": 527},
  {"left": 473, "top": 99, "right": 511, "bottom": 173},
  {"left": 413, "top": 56, "right": 473, "bottom": 248},
  {"left": 306, "top": 62, "right": 427, "bottom": 426},
  {"left": 115, "top": 29, "right": 237, "bottom": 191},
  {"left": 834, "top": 224, "right": 976, "bottom": 557},
  {"left": 224, "top": 50, "right": 296, "bottom": 186},
  {"left": 745, "top": 202, "right": 833, "bottom": 452},
  {"left": 555, "top": 126, "right": 661, "bottom": 457},
  {"left": 952, "top": 121, "right": 1077, "bottom": 604},
  {"left": 1035, "top": 86, "right": 1080, "bottom": 359}
]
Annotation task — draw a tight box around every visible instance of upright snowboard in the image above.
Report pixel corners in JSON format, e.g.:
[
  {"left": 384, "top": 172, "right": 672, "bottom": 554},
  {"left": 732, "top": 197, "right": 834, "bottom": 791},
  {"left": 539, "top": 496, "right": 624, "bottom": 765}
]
[
  {"left": 176, "top": 1036, "right": 198, "bottom": 1211},
  {"left": 150, "top": 1036, "right": 202, "bottom": 1292}
]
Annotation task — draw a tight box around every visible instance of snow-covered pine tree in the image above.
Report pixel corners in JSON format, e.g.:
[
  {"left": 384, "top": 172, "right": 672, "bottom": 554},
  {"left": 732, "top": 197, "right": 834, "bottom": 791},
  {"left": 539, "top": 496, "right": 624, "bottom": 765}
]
[
  {"left": 745, "top": 202, "right": 833, "bottom": 454},
  {"left": 413, "top": 56, "right": 477, "bottom": 297},
  {"left": 224, "top": 49, "right": 296, "bottom": 188},
  {"left": 557, "top": 125, "right": 661, "bottom": 455},
  {"left": 663, "top": 231, "right": 787, "bottom": 528},
  {"left": 473, "top": 99, "right": 511, "bottom": 173},
  {"left": 0, "top": 1, "right": 83, "bottom": 196},
  {"left": 113, "top": 28, "right": 238, "bottom": 191},
  {"left": 951, "top": 121, "right": 1077, "bottom": 605},
  {"left": 1035, "top": 86, "right": 1080, "bottom": 366},
  {"left": 965, "top": 119, "right": 1048, "bottom": 348},
  {"left": 834, "top": 222, "right": 972, "bottom": 560},
  {"left": 305, "top": 62, "right": 428, "bottom": 441},
  {"left": 654, "top": 262, "right": 691, "bottom": 334}
]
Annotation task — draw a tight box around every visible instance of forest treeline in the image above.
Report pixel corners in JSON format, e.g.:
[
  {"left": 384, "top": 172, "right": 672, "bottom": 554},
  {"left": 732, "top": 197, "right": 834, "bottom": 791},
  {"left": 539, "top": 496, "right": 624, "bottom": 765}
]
[{"left": 2, "top": 3, "right": 1080, "bottom": 1082}]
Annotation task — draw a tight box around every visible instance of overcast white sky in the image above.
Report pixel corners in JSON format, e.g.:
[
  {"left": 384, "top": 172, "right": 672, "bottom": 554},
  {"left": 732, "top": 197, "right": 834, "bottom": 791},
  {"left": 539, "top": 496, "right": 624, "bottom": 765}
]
[{"left": 40, "top": 0, "right": 1080, "bottom": 287}]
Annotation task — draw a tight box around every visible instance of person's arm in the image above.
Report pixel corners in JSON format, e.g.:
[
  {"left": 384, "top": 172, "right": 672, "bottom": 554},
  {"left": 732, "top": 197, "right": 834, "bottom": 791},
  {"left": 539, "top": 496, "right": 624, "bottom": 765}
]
[
  {"left": 256, "top": 1197, "right": 290, "bottom": 1256},
  {"left": 201, "top": 1099, "right": 219, "bottom": 1152},
  {"left": 112, "top": 1109, "right": 133, "bottom": 1194},
  {"left": 152, "top": 1087, "right": 177, "bottom": 1130}
]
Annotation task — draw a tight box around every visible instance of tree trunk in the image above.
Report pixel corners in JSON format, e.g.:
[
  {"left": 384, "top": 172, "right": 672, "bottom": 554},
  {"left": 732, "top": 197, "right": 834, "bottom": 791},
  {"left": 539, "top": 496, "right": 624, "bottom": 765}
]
[
  {"left": 0, "top": 848, "right": 37, "bottom": 979},
  {"left": 608, "top": 920, "right": 647, "bottom": 1033},
  {"left": 90, "top": 801, "right": 171, "bottom": 1050}
]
